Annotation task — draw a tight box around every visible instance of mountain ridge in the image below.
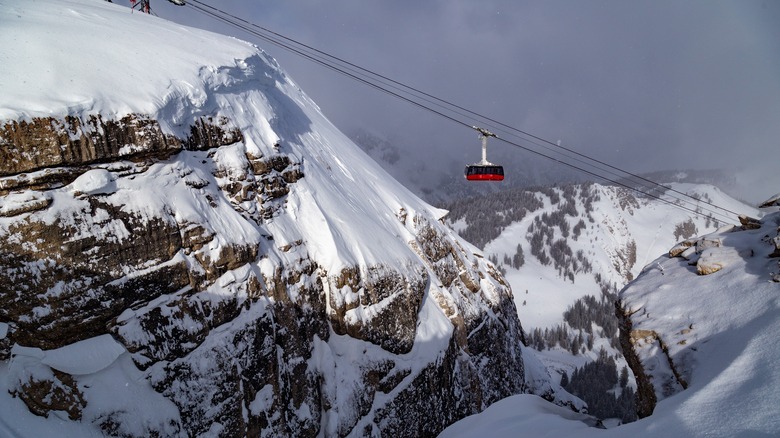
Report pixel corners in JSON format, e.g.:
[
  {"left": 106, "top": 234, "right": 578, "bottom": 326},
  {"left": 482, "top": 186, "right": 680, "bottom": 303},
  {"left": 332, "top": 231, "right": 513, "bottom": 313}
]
[{"left": 0, "top": 1, "right": 541, "bottom": 435}]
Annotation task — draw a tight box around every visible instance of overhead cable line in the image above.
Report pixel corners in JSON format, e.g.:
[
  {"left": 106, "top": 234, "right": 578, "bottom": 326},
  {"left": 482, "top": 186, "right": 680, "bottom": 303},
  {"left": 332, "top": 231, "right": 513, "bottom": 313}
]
[
  {"left": 491, "top": 134, "right": 734, "bottom": 223},
  {"left": 182, "top": 0, "right": 743, "bottom": 223},
  {"left": 185, "top": 2, "right": 474, "bottom": 130}
]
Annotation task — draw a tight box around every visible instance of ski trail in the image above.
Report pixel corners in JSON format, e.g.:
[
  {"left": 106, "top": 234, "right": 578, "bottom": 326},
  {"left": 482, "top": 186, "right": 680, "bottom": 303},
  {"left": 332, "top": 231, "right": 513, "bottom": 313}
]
[{"left": 641, "top": 220, "right": 666, "bottom": 270}]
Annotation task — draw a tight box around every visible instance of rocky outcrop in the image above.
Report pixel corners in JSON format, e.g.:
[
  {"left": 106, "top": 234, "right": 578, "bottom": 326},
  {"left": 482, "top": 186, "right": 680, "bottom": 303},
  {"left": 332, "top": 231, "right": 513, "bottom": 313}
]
[
  {"left": 0, "top": 190, "right": 194, "bottom": 347},
  {"left": 615, "top": 303, "right": 689, "bottom": 418},
  {"left": 329, "top": 264, "right": 427, "bottom": 355},
  {"left": 0, "top": 114, "right": 181, "bottom": 177},
  {"left": 0, "top": 114, "right": 241, "bottom": 195},
  {"left": 738, "top": 214, "right": 762, "bottom": 230},
  {"left": 9, "top": 366, "right": 86, "bottom": 421},
  {"left": 615, "top": 307, "right": 657, "bottom": 419},
  {"left": 0, "top": 116, "right": 251, "bottom": 351},
  {"left": 771, "top": 236, "right": 780, "bottom": 260},
  {"left": 758, "top": 193, "right": 780, "bottom": 208},
  {"left": 618, "top": 212, "right": 780, "bottom": 419}
]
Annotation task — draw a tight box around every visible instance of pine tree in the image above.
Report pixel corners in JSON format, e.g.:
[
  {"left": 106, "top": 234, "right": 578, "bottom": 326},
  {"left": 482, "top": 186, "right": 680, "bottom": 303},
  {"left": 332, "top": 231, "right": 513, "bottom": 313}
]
[
  {"left": 620, "top": 366, "right": 629, "bottom": 388},
  {"left": 560, "top": 370, "right": 569, "bottom": 388},
  {"left": 570, "top": 334, "right": 580, "bottom": 355}
]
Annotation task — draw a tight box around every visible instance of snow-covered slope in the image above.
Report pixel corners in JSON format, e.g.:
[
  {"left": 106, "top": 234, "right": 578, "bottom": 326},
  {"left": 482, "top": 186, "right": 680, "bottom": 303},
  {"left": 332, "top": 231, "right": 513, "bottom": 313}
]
[
  {"left": 443, "top": 181, "right": 762, "bottom": 423},
  {"left": 0, "top": 1, "right": 533, "bottom": 436},
  {"left": 443, "top": 205, "right": 780, "bottom": 436},
  {"left": 0, "top": 0, "right": 442, "bottom": 269}
]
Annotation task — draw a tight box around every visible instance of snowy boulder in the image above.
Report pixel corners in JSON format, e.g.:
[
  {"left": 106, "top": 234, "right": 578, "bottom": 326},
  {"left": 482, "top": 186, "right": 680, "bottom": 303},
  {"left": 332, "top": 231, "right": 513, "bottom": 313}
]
[
  {"left": 695, "top": 237, "right": 721, "bottom": 253},
  {"left": 668, "top": 239, "right": 695, "bottom": 258},
  {"left": 759, "top": 192, "right": 780, "bottom": 208},
  {"left": 694, "top": 238, "right": 746, "bottom": 276},
  {"left": 70, "top": 169, "right": 117, "bottom": 196},
  {"left": 738, "top": 214, "right": 762, "bottom": 230},
  {"left": 669, "top": 238, "right": 722, "bottom": 269},
  {"left": 771, "top": 236, "right": 780, "bottom": 258},
  {"left": 680, "top": 246, "right": 698, "bottom": 263},
  {"left": 696, "top": 249, "right": 725, "bottom": 275}
]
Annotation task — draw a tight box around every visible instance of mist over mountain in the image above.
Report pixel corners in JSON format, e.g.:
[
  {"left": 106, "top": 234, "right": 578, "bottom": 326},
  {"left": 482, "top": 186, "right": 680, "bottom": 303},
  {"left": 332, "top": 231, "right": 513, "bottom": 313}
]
[
  {"left": 146, "top": 0, "right": 780, "bottom": 210},
  {"left": 350, "top": 126, "right": 766, "bottom": 212},
  {"left": 348, "top": 128, "right": 585, "bottom": 205}
]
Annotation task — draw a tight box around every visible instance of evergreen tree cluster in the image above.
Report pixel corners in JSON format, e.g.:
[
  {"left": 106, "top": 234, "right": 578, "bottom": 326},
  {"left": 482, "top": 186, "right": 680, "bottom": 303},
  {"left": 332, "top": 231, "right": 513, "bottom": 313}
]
[
  {"left": 527, "top": 323, "right": 590, "bottom": 355},
  {"left": 488, "top": 254, "right": 508, "bottom": 276},
  {"left": 523, "top": 184, "right": 601, "bottom": 280},
  {"left": 562, "top": 349, "right": 638, "bottom": 423},
  {"left": 443, "top": 183, "right": 600, "bottom": 253},
  {"left": 443, "top": 187, "right": 544, "bottom": 249},
  {"left": 528, "top": 216, "right": 554, "bottom": 266},
  {"left": 580, "top": 182, "right": 601, "bottom": 215},
  {"left": 704, "top": 213, "right": 718, "bottom": 229},
  {"left": 673, "top": 218, "right": 698, "bottom": 241},
  {"left": 572, "top": 219, "right": 587, "bottom": 240},
  {"left": 690, "top": 192, "right": 723, "bottom": 228},
  {"left": 527, "top": 216, "right": 593, "bottom": 282},
  {"left": 492, "top": 245, "right": 526, "bottom": 270},
  {"left": 537, "top": 186, "right": 560, "bottom": 205},
  {"left": 563, "top": 293, "right": 620, "bottom": 350},
  {"left": 511, "top": 244, "right": 525, "bottom": 269},
  {"left": 526, "top": 321, "right": 598, "bottom": 355}
]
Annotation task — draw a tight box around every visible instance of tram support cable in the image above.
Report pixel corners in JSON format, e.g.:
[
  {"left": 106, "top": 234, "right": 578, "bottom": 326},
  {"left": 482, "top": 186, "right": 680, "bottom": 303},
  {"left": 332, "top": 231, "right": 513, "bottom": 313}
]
[{"left": 181, "top": 0, "right": 746, "bottom": 223}]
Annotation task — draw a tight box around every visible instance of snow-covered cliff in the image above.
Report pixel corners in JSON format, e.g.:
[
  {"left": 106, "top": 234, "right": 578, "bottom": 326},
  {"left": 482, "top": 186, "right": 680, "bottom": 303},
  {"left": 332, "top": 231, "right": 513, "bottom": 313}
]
[
  {"left": 616, "top": 208, "right": 780, "bottom": 433},
  {"left": 0, "top": 1, "right": 533, "bottom": 435}
]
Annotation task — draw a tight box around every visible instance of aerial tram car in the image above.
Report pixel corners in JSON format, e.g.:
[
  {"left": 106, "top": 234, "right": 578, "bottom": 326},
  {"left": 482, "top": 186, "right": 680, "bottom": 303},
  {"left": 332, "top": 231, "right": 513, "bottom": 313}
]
[{"left": 465, "top": 127, "right": 504, "bottom": 181}]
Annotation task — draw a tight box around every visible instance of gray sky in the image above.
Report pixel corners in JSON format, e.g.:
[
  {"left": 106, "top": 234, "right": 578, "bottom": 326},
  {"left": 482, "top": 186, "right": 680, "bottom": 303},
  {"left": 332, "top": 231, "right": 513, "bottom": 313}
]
[{"left": 152, "top": 0, "right": 780, "bottom": 202}]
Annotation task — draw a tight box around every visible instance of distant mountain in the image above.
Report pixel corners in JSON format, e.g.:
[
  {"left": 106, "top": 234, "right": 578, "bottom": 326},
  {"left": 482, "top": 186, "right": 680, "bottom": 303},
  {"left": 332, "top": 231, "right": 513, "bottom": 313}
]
[
  {"left": 441, "top": 180, "right": 761, "bottom": 423},
  {"left": 618, "top": 169, "right": 746, "bottom": 202},
  {"left": 442, "top": 185, "right": 779, "bottom": 436},
  {"left": 347, "top": 127, "right": 470, "bottom": 204}
]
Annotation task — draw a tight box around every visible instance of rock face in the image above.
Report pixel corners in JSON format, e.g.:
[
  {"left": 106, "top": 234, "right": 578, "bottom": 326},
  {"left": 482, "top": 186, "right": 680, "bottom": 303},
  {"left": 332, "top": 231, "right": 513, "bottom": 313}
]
[
  {"left": 0, "top": 112, "right": 526, "bottom": 436},
  {"left": 0, "top": 115, "right": 244, "bottom": 352},
  {"left": 0, "top": 114, "right": 240, "bottom": 196}
]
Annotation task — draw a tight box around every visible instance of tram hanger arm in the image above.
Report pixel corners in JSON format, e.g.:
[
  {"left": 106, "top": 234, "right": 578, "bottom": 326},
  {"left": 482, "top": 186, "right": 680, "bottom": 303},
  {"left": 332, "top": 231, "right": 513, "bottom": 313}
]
[{"left": 471, "top": 126, "right": 496, "bottom": 138}]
